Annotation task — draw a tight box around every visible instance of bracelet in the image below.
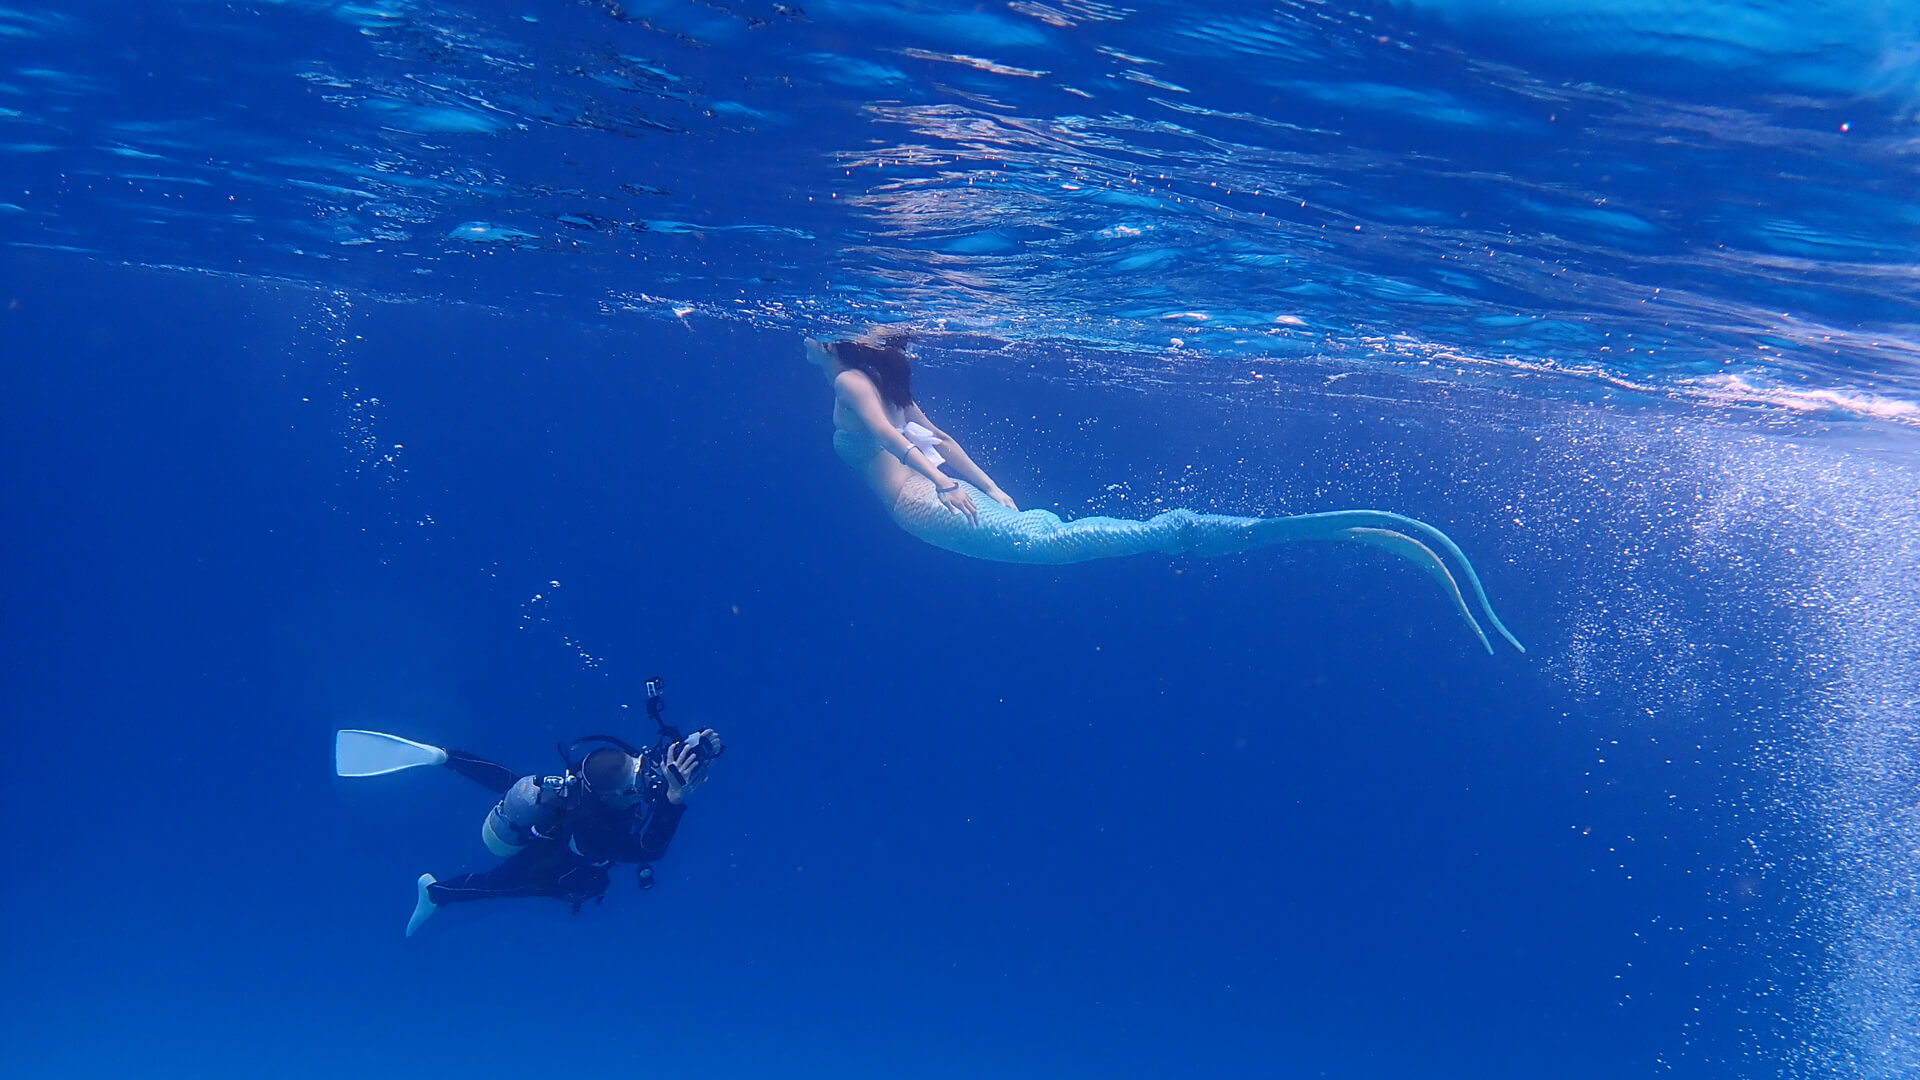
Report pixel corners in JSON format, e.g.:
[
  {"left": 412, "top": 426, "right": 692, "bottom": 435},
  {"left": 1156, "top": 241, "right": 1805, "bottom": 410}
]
[{"left": 936, "top": 480, "right": 960, "bottom": 494}]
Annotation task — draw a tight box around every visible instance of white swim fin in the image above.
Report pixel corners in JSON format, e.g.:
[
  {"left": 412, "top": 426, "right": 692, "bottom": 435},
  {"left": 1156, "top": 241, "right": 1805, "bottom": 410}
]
[
  {"left": 406, "top": 873, "right": 438, "bottom": 938},
  {"left": 335, "top": 729, "right": 450, "bottom": 777}
]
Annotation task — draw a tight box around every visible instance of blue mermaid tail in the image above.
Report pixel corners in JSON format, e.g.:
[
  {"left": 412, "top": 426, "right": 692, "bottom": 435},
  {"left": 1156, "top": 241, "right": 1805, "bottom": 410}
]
[{"left": 878, "top": 464, "right": 1524, "bottom": 655}]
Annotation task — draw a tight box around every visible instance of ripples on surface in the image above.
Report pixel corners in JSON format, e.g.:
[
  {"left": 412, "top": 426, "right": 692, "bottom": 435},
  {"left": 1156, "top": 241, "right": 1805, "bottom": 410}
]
[{"left": 2, "top": 0, "right": 1917, "bottom": 420}]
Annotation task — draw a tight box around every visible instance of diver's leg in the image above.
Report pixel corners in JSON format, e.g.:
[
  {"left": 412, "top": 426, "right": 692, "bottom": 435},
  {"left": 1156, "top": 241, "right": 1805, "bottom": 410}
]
[
  {"left": 413, "top": 850, "right": 543, "bottom": 934},
  {"left": 425, "top": 848, "right": 556, "bottom": 904},
  {"left": 443, "top": 750, "right": 518, "bottom": 794},
  {"left": 549, "top": 861, "right": 613, "bottom": 912},
  {"left": 409, "top": 832, "right": 576, "bottom": 936},
  {"left": 425, "top": 847, "right": 608, "bottom": 906}
]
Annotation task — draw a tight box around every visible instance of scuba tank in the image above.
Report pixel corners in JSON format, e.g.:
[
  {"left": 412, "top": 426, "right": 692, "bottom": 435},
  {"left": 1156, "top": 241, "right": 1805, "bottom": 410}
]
[{"left": 480, "top": 772, "right": 572, "bottom": 857}]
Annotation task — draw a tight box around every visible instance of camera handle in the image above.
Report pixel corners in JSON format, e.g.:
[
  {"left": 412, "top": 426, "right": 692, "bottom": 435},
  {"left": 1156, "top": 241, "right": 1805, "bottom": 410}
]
[
  {"left": 644, "top": 675, "right": 681, "bottom": 746},
  {"left": 642, "top": 675, "right": 723, "bottom": 783}
]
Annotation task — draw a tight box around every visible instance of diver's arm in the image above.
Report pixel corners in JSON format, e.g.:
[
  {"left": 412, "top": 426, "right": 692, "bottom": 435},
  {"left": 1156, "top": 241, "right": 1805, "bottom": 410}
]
[
  {"left": 632, "top": 796, "right": 686, "bottom": 862},
  {"left": 588, "top": 783, "right": 685, "bottom": 864},
  {"left": 621, "top": 733, "right": 715, "bottom": 862},
  {"left": 904, "top": 403, "right": 1018, "bottom": 510}
]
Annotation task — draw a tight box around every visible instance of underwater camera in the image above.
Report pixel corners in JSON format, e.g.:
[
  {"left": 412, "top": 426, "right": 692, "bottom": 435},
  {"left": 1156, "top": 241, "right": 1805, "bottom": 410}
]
[
  {"left": 643, "top": 675, "right": 724, "bottom": 783},
  {"left": 666, "top": 728, "right": 724, "bottom": 784}
]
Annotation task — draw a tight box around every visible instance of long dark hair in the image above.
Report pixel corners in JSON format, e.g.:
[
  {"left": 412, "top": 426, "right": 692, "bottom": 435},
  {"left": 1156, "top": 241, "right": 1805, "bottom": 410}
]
[{"left": 831, "top": 338, "right": 915, "bottom": 409}]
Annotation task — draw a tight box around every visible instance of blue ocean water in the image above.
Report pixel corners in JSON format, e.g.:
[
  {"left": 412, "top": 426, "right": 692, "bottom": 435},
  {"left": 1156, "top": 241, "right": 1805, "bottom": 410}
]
[{"left": 4, "top": 2, "right": 1918, "bottom": 1077}]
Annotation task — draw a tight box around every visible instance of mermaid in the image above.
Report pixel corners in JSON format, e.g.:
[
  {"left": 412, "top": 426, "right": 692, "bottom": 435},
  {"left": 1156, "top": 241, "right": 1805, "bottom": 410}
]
[{"left": 806, "top": 334, "right": 1523, "bottom": 654}]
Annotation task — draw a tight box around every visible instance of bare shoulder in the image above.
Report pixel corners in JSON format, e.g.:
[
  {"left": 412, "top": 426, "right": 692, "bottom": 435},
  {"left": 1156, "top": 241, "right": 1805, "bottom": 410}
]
[{"left": 833, "top": 368, "right": 878, "bottom": 400}]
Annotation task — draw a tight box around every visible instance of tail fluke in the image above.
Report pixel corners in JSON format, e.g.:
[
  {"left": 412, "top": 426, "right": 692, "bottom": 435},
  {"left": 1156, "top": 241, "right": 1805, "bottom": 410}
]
[
  {"left": 335, "top": 729, "right": 450, "bottom": 777},
  {"left": 1340, "top": 526, "right": 1493, "bottom": 655}
]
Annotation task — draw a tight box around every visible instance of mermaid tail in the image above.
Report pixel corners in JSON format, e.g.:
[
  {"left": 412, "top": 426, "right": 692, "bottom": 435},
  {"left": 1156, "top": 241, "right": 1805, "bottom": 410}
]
[{"left": 889, "top": 473, "right": 1524, "bottom": 655}]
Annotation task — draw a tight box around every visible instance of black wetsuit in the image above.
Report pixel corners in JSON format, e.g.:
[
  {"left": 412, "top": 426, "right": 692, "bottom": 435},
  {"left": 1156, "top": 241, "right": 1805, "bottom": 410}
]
[{"left": 427, "top": 750, "right": 687, "bottom": 911}]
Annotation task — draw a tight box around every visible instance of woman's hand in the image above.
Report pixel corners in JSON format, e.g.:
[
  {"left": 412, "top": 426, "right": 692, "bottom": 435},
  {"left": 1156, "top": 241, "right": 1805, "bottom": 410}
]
[
  {"left": 937, "top": 481, "right": 980, "bottom": 525},
  {"left": 985, "top": 486, "right": 1018, "bottom": 511}
]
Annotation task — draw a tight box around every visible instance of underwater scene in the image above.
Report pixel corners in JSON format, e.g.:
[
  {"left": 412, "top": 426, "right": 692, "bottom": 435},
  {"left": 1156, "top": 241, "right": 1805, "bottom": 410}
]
[{"left": 4, "top": 1, "right": 1918, "bottom": 1077}]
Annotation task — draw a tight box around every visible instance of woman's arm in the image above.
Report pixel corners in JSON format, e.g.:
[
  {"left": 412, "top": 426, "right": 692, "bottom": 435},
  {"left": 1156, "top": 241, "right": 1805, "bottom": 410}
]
[
  {"left": 835, "top": 371, "right": 981, "bottom": 523},
  {"left": 906, "top": 403, "right": 1019, "bottom": 510}
]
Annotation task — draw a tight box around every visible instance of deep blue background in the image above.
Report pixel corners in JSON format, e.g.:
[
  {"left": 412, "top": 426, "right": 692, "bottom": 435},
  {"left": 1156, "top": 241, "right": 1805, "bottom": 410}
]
[
  {"left": 6, "top": 0, "right": 1912, "bottom": 1073},
  {"left": 1, "top": 251, "right": 1785, "bottom": 1078}
]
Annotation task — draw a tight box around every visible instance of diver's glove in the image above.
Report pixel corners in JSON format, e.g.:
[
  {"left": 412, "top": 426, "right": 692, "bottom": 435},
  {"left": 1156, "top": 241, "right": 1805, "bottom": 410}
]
[{"left": 659, "top": 729, "right": 723, "bottom": 805}]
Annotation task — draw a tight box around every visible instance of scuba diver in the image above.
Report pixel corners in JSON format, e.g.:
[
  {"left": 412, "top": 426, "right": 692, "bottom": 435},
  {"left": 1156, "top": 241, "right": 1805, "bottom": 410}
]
[{"left": 334, "top": 679, "right": 723, "bottom": 937}]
